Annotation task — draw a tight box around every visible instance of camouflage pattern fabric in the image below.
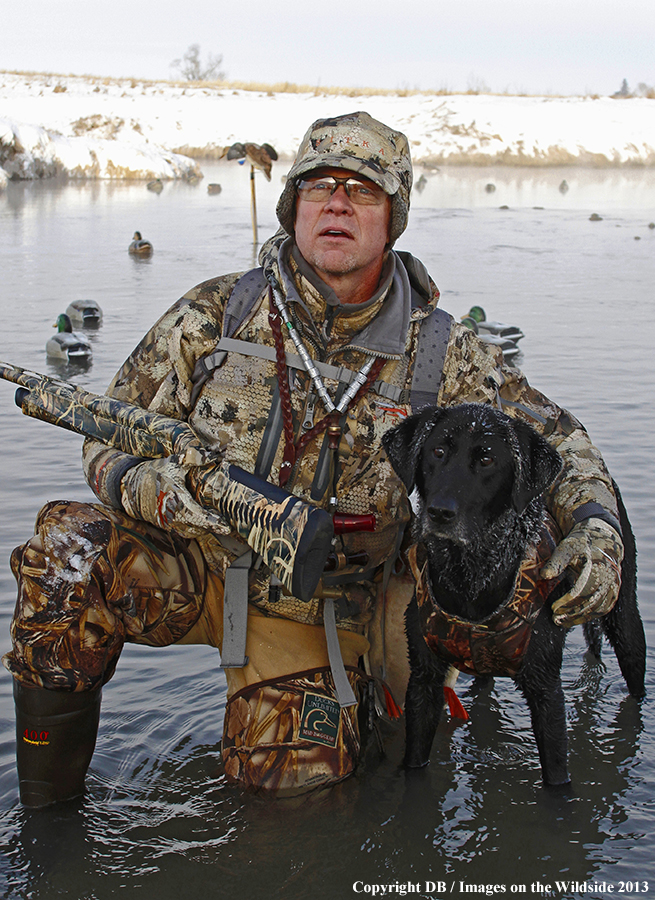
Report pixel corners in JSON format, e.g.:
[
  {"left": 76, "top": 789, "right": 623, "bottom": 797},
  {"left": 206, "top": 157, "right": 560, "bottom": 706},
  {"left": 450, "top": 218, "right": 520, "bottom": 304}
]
[
  {"left": 221, "top": 666, "right": 369, "bottom": 794},
  {"left": 5, "top": 233, "right": 622, "bottom": 793},
  {"left": 83, "top": 246, "right": 618, "bottom": 573},
  {"left": 275, "top": 110, "right": 413, "bottom": 244},
  {"left": 3, "top": 500, "right": 206, "bottom": 691},
  {"left": 408, "top": 515, "right": 563, "bottom": 677}
]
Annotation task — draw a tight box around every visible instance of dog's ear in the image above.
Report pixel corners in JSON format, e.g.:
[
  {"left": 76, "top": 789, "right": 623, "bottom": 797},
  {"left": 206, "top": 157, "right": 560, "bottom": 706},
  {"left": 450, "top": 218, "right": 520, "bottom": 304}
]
[
  {"left": 510, "top": 418, "right": 563, "bottom": 513},
  {"left": 382, "top": 411, "right": 431, "bottom": 491}
]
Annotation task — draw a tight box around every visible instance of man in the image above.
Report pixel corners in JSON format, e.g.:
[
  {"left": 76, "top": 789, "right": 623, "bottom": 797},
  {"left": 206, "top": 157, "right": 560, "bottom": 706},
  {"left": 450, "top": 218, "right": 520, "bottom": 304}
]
[{"left": 4, "top": 112, "right": 624, "bottom": 805}]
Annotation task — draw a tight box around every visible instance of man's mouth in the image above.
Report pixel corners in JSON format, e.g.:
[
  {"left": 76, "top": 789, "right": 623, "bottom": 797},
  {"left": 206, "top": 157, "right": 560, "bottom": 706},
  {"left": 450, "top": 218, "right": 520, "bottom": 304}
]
[{"left": 319, "top": 228, "right": 353, "bottom": 239}]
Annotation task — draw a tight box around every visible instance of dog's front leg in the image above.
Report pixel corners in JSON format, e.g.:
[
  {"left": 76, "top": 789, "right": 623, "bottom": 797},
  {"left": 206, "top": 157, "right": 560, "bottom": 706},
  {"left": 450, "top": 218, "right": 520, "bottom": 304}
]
[
  {"left": 403, "top": 596, "right": 450, "bottom": 768},
  {"left": 515, "top": 611, "right": 570, "bottom": 786}
]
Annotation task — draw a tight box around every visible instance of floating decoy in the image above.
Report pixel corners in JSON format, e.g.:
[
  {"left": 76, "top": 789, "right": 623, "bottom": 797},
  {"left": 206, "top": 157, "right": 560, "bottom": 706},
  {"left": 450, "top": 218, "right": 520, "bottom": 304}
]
[
  {"left": 415, "top": 174, "right": 428, "bottom": 193},
  {"left": 65, "top": 300, "right": 103, "bottom": 328},
  {"left": 147, "top": 179, "right": 164, "bottom": 193},
  {"left": 589, "top": 213, "right": 603, "bottom": 221},
  {"left": 465, "top": 305, "right": 525, "bottom": 344},
  {"left": 207, "top": 183, "right": 222, "bottom": 194},
  {"left": 461, "top": 316, "right": 521, "bottom": 361},
  {"left": 485, "top": 183, "right": 496, "bottom": 193},
  {"left": 46, "top": 314, "right": 93, "bottom": 362},
  {"left": 129, "top": 231, "right": 153, "bottom": 256}
]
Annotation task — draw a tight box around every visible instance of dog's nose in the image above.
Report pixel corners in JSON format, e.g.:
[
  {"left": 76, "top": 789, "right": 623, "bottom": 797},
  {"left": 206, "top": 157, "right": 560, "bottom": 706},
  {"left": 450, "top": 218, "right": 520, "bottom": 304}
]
[{"left": 427, "top": 502, "right": 457, "bottom": 525}]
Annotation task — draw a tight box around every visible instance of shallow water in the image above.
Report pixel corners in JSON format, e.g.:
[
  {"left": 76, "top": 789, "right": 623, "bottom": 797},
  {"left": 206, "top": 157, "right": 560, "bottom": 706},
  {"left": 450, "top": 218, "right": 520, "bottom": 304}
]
[{"left": 0, "top": 162, "right": 654, "bottom": 900}]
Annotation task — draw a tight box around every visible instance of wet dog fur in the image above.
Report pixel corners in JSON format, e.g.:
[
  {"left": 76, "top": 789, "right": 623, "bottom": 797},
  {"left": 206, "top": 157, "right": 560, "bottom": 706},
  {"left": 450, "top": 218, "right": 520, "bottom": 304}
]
[{"left": 382, "top": 403, "right": 646, "bottom": 786}]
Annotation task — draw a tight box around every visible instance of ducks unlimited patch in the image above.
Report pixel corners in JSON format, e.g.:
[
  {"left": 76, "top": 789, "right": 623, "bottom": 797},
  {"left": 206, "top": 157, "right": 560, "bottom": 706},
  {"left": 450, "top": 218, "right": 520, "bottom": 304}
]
[{"left": 299, "top": 692, "right": 341, "bottom": 747}]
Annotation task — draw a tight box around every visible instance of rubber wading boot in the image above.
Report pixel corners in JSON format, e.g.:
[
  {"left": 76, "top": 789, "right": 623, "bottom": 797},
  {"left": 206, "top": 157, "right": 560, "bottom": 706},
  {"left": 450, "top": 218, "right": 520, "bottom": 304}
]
[{"left": 14, "top": 680, "right": 102, "bottom": 808}]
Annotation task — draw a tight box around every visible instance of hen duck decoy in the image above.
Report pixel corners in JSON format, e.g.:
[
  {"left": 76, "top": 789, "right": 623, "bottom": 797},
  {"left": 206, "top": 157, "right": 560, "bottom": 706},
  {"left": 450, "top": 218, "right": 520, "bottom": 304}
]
[
  {"left": 46, "top": 314, "right": 93, "bottom": 362},
  {"left": 129, "top": 231, "right": 153, "bottom": 256},
  {"left": 65, "top": 300, "right": 103, "bottom": 328}
]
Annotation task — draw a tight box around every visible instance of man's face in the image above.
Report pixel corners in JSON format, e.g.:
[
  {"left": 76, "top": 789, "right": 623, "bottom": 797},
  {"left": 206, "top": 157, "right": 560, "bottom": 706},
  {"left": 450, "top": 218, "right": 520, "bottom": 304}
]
[{"left": 293, "top": 167, "right": 391, "bottom": 298}]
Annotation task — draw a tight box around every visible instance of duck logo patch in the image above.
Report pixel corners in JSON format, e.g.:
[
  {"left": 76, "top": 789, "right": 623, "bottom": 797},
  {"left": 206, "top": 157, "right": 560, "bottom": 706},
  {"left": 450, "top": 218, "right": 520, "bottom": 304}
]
[{"left": 299, "top": 692, "right": 341, "bottom": 747}]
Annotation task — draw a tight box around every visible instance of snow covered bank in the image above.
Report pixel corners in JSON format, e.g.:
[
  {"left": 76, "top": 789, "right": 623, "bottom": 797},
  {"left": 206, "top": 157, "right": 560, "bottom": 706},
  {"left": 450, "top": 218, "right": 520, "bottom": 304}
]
[
  {"left": 1, "top": 70, "right": 655, "bottom": 182},
  {"left": 0, "top": 116, "right": 202, "bottom": 181}
]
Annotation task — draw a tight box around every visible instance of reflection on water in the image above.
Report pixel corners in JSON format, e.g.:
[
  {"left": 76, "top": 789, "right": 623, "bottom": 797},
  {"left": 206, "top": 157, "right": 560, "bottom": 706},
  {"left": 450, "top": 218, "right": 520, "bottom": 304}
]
[{"left": 0, "top": 162, "right": 654, "bottom": 900}]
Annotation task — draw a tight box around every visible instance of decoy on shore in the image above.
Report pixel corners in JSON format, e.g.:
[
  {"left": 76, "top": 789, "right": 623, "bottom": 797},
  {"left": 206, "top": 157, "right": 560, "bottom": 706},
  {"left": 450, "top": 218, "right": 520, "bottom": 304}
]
[
  {"left": 65, "top": 300, "right": 103, "bottom": 328},
  {"left": 129, "top": 231, "right": 153, "bottom": 256},
  {"left": 46, "top": 314, "right": 93, "bottom": 362}
]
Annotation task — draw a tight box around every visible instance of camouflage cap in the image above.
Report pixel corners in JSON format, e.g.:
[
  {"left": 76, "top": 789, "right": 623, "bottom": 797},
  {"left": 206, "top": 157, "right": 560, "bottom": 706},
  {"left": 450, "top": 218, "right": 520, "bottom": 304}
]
[{"left": 276, "top": 111, "right": 413, "bottom": 244}]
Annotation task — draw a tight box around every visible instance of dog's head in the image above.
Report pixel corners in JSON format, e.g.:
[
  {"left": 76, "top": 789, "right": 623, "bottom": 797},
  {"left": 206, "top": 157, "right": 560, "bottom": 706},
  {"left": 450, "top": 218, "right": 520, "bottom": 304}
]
[{"left": 382, "top": 403, "right": 563, "bottom": 547}]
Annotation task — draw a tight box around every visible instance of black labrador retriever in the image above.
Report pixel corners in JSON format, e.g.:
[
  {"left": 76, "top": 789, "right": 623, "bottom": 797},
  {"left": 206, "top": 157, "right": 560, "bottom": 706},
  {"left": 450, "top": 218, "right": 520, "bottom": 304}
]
[{"left": 382, "top": 403, "right": 646, "bottom": 786}]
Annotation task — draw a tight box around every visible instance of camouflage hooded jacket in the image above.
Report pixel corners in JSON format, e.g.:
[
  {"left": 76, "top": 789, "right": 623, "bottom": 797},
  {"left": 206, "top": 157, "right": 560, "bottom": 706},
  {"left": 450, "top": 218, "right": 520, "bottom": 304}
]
[{"left": 83, "top": 238, "right": 619, "bottom": 622}]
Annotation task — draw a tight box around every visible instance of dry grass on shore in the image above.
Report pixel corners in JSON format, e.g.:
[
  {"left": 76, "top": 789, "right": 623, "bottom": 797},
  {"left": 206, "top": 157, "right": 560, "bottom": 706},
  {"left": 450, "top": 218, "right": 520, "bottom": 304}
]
[{"left": 2, "top": 68, "right": 579, "bottom": 99}]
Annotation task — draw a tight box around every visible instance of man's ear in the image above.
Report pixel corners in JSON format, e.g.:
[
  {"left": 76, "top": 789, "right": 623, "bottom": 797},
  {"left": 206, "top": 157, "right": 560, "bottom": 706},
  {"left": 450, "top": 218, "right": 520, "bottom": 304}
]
[
  {"left": 510, "top": 418, "right": 563, "bottom": 513},
  {"left": 382, "top": 408, "right": 441, "bottom": 492}
]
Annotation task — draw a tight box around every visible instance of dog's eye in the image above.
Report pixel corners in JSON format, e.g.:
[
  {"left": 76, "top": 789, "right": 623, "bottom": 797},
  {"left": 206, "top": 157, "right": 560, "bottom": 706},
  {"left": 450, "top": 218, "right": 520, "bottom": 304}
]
[
  {"left": 479, "top": 454, "right": 495, "bottom": 467},
  {"left": 432, "top": 447, "right": 446, "bottom": 459}
]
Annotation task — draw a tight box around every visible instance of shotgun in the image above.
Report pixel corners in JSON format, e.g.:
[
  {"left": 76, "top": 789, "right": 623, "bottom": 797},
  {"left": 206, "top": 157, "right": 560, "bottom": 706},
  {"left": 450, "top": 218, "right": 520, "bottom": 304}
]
[{"left": 0, "top": 361, "right": 336, "bottom": 602}]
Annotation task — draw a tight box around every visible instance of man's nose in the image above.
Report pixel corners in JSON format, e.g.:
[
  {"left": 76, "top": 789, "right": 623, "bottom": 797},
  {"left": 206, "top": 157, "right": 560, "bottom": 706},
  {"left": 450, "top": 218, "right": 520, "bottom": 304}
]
[{"left": 324, "top": 183, "right": 353, "bottom": 212}]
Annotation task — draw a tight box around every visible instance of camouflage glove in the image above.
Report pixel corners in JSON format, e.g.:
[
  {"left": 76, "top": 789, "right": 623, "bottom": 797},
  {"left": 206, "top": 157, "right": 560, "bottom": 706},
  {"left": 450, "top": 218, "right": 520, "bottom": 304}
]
[
  {"left": 120, "top": 454, "right": 231, "bottom": 540},
  {"left": 540, "top": 518, "right": 623, "bottom": 628}
]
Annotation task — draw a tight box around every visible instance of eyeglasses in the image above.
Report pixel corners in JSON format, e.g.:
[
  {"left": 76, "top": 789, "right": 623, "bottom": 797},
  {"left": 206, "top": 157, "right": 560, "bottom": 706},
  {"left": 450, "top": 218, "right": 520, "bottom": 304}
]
[{"left": 296, "top": 175, "right": 387, "bottom": 206}]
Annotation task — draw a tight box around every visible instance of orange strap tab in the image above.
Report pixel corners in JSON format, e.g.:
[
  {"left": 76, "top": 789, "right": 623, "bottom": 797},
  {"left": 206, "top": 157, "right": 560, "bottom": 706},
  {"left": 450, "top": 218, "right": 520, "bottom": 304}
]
[
  {"left": 444, "top": 685, "right": 469, "bottom": 721},
  {"left": 383, "top": 684, "right": 403, "bottom": 719}
]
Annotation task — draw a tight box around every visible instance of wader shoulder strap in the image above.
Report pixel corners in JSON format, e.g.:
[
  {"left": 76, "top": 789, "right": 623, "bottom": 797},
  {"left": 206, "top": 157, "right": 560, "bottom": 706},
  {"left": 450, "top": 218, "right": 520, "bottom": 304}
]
[
  {"left": 222, "top": 267, "right": 268, "bottom": 340},
  {"left": 409, "top": 306, "right": 453, "bottom": 413},
  {"left": 190, "top": 267, "right": 268, "bottom": 408},
  {"left": 214, "top": 268, "right": 269, "bottom": 668}
]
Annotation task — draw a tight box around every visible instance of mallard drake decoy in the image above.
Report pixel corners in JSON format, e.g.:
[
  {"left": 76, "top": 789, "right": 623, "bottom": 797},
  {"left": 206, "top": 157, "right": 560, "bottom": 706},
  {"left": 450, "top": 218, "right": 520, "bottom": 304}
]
[
  {"left": 129, "top": 231, "right": 153, "bottom": 256},
  {"left": 461, "top": 315, "right": 521, "bottom": 361},
  {"left": 65, "top": 300, "right": 103, "bottom": 327},
  {"left": 46, "top": 314, "right": 93, "bottom": 362},
  {"left": 464, "top": 305, "right": 524, "bottom": 343}
]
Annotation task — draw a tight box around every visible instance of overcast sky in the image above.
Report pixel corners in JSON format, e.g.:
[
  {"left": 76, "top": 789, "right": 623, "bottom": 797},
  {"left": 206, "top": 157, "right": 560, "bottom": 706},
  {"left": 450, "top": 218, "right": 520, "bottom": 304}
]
[{"left": 4, "top": 0, "right": 654, "bottom": 97}]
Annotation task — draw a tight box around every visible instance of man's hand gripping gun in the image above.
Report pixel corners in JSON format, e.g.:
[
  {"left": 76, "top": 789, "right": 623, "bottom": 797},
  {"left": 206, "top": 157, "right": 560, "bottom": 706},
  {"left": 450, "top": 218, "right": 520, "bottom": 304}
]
[{"left": 0, "top": 361, "right": 362, "bottom": 603}]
